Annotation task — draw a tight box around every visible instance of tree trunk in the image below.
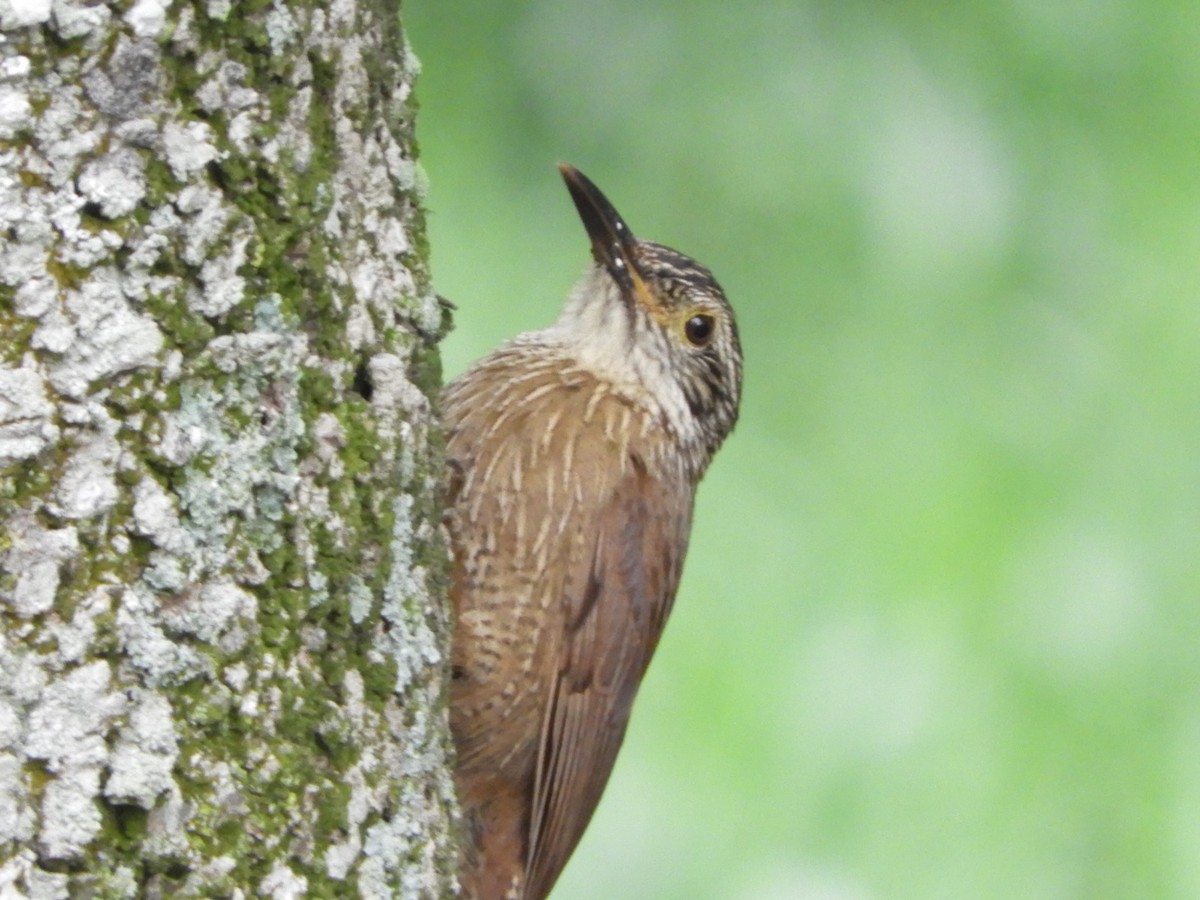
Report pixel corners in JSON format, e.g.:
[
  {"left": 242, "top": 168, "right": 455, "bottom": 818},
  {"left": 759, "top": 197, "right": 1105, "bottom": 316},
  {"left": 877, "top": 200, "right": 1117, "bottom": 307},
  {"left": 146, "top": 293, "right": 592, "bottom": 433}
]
[{"left": 0, "top": 1, "right": 457, "bottom": 896}]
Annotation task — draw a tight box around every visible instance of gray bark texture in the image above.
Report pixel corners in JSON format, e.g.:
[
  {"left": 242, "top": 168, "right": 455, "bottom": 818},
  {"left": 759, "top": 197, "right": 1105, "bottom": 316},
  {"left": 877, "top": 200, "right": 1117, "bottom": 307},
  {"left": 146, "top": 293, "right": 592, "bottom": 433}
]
[{"left": 0, "top": 0, "right": 458, "bottom": 897}]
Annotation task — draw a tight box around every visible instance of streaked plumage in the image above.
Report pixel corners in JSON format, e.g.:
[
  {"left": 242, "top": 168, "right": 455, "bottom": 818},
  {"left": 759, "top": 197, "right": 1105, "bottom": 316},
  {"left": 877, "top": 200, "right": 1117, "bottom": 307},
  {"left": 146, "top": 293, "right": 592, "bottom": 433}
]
[{"left": 445, "top": 166, "right": 742, "bottom": 899}]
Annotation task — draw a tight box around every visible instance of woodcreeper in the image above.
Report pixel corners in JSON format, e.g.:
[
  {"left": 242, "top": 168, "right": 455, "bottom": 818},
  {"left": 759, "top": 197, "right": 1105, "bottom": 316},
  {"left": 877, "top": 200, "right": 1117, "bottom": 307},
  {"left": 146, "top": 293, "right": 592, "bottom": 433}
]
[{"left": 444, "top": 165, "right": 743, "bottom": 899}]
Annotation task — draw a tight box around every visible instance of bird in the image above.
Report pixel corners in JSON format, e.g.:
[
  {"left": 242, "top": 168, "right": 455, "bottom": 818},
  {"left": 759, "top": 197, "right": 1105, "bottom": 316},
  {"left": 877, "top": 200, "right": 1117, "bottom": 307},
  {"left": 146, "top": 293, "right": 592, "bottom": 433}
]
[{"left": 443, "top": 164, "right": 743, "bottom": 900}]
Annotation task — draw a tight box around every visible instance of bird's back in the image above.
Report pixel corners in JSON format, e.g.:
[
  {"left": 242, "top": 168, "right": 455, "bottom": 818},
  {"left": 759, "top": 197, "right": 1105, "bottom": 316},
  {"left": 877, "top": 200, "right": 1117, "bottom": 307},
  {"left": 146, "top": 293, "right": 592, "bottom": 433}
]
[{"left": 444, "top": 339, "right": 693, "bottom": 898}]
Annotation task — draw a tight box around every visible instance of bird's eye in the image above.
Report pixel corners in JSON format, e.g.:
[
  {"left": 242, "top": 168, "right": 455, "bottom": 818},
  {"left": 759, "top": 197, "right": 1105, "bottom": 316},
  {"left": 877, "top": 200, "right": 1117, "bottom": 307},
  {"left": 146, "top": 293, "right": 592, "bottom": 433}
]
[{"left": 684, "top": 314, "right": 716, "bottom": 347}]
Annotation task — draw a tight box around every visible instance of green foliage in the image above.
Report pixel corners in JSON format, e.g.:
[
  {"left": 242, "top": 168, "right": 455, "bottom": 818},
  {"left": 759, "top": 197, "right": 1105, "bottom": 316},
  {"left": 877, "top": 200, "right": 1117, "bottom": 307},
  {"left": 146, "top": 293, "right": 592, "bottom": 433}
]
[{"left": 409, "top": 2, "right": 1200, "bottom": 898}]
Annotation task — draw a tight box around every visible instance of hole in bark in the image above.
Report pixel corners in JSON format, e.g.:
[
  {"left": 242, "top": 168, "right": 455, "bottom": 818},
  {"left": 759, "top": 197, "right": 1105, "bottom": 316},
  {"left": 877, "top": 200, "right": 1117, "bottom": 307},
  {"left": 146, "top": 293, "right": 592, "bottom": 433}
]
[
  {"left": 108, "top": 802, "right": 150, "bottom": 841},
  {"left": 352, "top": 361, "right": 374, "bottom": 401}
]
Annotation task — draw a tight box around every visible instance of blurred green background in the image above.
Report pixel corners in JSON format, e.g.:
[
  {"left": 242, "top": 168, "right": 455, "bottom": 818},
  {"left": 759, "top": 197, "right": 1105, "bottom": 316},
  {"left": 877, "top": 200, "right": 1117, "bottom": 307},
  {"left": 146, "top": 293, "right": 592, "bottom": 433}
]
[{"left": 406, "top": 3, "right": 1200, "bottom": 898}]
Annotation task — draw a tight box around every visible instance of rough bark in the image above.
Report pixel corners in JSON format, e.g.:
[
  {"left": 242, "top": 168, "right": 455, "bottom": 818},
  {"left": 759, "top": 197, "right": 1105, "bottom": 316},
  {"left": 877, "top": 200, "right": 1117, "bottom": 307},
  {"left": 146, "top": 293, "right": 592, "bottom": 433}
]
[{"left": 0, "top": 1, "right": 457, "bottom": 897}]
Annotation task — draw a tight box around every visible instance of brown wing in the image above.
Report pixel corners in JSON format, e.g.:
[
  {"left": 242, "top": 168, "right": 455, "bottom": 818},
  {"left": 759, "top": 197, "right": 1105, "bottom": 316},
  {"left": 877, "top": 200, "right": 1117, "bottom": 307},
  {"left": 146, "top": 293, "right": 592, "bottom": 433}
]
[{"left": 522, "top": 454, "right": 692, "bottom": 900}]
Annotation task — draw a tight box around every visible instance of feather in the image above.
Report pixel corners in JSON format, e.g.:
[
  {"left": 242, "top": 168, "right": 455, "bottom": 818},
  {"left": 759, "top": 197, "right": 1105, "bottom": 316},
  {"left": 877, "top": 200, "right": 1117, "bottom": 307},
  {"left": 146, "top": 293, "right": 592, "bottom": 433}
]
[
  {"left": 522, "top": 452, "right": 691, "bottom": 900},
  {"left": 445, "top": 353, "right": 693, "bottom": 899}
]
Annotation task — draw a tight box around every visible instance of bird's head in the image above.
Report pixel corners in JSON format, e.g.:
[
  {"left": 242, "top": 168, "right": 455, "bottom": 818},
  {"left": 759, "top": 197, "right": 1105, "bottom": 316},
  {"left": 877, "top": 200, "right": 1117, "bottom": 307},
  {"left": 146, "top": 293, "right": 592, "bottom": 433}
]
[{"left": 553, "top": 164, "right": 743, "bottom": 467}]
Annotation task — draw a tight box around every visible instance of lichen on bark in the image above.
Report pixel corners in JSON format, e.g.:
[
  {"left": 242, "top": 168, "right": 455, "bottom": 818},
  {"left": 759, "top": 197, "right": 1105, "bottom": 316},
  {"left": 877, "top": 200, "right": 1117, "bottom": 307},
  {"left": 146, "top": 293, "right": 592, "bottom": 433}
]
[{"left": 0, "top": 1, "right": 457, "bottom": 896}]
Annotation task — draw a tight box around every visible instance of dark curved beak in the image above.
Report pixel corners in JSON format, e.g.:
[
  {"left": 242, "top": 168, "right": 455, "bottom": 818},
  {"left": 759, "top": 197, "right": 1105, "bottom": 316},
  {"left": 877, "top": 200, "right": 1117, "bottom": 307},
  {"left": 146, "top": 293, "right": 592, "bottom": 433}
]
[{"left": 558, "top": 164, "right": 643, "bottom": 297}]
